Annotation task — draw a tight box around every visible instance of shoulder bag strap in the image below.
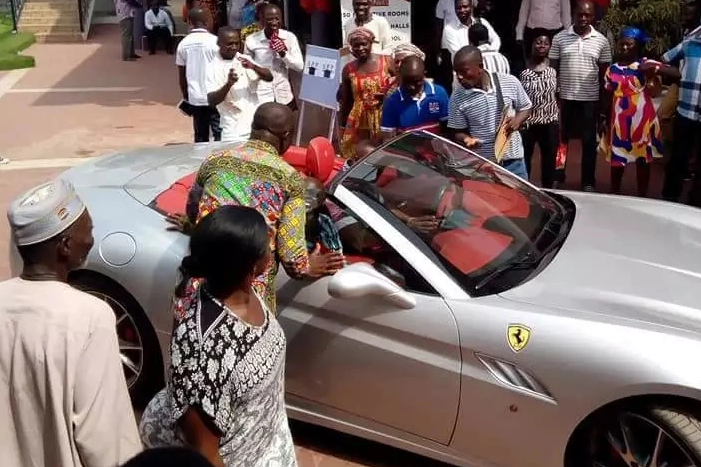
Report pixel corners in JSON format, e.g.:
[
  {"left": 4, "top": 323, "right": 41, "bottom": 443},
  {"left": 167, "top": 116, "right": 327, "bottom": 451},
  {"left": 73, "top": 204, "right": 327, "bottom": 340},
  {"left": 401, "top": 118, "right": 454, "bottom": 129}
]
[{"left": 491, "top": 72, "right": 506, "bottom": 128}]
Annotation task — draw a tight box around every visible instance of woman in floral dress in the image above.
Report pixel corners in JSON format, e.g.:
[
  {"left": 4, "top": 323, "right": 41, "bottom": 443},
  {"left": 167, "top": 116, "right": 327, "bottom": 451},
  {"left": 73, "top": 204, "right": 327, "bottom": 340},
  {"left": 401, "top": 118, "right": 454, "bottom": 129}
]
[
  {"left": 139, "top": 205, "right": 296, "bottom": 467},
  {"left": 339, "top": 27, "right": 392, "bottom": 159},
  {"left": 604, "top": 26, "right": 664, "bottom": 197}
]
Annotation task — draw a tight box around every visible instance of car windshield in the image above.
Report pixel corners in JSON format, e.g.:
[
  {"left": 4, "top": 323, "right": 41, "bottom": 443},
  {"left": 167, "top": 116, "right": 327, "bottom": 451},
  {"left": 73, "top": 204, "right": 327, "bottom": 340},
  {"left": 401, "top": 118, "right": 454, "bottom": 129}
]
[{"left": 339, "top": 131, "right": 573, "bottom": 296}]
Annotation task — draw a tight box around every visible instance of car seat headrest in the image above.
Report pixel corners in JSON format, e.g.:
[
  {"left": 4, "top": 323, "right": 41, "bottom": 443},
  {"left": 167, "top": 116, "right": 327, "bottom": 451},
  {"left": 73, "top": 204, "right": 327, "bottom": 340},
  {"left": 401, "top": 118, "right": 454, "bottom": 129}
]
[{"left": 306, "top": 137, "right": 335, "bottom": 182}]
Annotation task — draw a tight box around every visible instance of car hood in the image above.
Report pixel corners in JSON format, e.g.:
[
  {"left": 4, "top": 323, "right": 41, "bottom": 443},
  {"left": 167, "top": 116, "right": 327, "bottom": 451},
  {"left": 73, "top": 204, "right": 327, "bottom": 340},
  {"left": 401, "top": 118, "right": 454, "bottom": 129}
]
[
  {"left": 60, "top": 141, "right": 241, "bottom": 203},
  {"left": 501, "top": 192, "right": 701, "bottom": 331}
]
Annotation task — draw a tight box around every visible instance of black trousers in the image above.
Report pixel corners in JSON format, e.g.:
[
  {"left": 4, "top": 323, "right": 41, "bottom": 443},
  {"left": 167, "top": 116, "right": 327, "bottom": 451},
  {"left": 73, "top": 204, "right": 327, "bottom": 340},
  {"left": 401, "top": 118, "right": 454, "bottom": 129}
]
[
  {"left": 662, "top": 113, "right": 701, "bottom": 206},
  {"left": 560, "top": 100, "right": 598, "bottom": 188},
  {"left": 145, "top": 26, "right": 173, "bottom": 54},
  {"left": 191, "top": 106, "right": 221, "bottom": 143},
  {"left": 521, "top": 122, "right": 559, "bottom": 188}
]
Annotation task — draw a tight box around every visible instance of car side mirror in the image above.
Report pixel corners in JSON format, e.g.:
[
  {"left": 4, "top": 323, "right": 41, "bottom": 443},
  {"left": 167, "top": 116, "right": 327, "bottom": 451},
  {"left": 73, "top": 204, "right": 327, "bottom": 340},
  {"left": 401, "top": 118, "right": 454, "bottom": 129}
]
[{"left": 327, "top": 262, "right": 416, "bottom": 310}]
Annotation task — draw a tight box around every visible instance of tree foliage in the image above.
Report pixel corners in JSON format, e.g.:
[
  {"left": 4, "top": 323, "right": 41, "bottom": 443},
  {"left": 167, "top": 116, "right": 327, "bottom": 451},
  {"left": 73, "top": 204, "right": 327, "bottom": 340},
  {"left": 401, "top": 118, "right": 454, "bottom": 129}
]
[{"left": 601, "top": 0, "right": 683, "bottom": 58}]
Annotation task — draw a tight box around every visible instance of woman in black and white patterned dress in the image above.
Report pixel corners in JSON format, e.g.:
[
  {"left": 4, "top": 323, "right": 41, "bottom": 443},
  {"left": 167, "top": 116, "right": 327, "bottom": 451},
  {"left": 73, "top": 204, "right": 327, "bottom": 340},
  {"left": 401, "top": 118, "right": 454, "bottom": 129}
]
[
  {"left": 139, "top": 205, "right": 296, "bottom": 467},
  {"left": 519, "top": 30, "right": 559, "bottom": 188}
]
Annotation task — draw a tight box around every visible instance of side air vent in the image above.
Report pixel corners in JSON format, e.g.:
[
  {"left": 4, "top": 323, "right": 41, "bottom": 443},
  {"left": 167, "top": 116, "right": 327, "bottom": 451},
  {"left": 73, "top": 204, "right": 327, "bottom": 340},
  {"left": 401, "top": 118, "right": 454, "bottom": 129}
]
[{"left": 475, "top": 353, "right": 556, "bottom": 403}]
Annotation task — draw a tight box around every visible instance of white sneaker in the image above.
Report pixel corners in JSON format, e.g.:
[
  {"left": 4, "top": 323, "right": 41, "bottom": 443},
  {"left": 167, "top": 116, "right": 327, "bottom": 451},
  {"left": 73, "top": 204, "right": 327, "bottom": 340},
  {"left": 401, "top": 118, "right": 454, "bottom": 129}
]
[{"left": 0, "top": 157, "right": 9, "bottom": 165}]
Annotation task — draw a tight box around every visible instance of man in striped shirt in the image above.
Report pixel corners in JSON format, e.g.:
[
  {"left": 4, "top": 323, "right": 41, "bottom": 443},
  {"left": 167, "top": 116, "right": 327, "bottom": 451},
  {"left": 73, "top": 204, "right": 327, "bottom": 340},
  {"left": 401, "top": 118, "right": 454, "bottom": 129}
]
[
  {"left": 448, "top": 46, "right": 532, "bottom": 180},
  {"left": 661, "top": 0, "right": 701, "bottom": 205},
  {"left": 469, "top": 23, "right": 510, "bottom": 74},
  {"left": 549, "top": 0, "right": 612, "bottom": 191}
]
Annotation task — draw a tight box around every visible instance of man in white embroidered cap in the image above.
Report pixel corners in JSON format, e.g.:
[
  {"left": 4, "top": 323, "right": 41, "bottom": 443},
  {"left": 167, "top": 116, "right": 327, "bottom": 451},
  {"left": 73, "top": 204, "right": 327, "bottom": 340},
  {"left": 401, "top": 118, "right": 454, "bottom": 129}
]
[{"left": 0, "top": 179, "right": 142, "bottom": 467}]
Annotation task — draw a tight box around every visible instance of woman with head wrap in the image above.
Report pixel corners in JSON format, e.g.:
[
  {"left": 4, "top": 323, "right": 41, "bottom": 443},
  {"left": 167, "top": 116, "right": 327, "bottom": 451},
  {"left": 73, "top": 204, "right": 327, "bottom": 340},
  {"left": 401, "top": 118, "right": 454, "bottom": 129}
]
[
  {"left": 603, "top": 26, "right": 665, "bottom": 197},
  {"left": 382, "top": 42, "right": 427, "bottom": 96},
  {"left": 339, "top": 27, "right": 392, "bottom": 159}
]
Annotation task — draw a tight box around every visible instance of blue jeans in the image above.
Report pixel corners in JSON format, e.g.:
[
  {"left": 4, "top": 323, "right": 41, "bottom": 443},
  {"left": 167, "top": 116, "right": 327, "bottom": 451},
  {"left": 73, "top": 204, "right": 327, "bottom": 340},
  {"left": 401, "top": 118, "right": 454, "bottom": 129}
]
[{"left": 501, "top": 158, "right": 529, "bottom": 181}]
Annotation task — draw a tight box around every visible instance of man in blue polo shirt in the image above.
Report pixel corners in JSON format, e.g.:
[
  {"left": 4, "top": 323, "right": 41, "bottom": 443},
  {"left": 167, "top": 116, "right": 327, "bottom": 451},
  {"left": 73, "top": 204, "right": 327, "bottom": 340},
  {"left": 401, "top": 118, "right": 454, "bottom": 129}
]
[{"left": 380, "top": 56, "right": 450, "bottom": 140}]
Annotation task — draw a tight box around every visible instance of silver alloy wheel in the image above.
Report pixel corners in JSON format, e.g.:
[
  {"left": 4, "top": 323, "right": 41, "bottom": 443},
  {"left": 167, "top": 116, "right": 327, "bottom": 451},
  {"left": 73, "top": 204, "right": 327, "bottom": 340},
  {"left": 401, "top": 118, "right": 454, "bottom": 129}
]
[
  {"left": 595, "top": 412, "right": 698, "bottom": 467},
  {"left": 89, "top": 291, "right": 144, "bottom": 389}
]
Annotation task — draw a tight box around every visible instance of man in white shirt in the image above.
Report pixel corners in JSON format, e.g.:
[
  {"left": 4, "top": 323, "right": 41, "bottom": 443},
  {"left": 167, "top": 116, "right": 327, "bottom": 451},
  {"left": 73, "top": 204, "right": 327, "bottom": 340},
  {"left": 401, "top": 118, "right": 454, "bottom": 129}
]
[
  {"left": 435, "top": 0, "right": 479, "bottom": 47},
  {"left": 1, "top": 179, "right": 141, "bottom": 467},
  {"left": 243, "top": 3, "right": 303, "bottom": 108},
  {"left": 206, "top": 27, "right": 273, "bottom": 141},
  {"left": 442, "top": 0, "right": 502, "bottom": 61},
  {"left": 515, "top": 0, "right": 571, "bottom": 54},
  {"left": 433, "top": 0, "right": 478, "bottom": 90},
  {"left": 176, "top": 8, "right": 221, "bottom": 143},
  {"left": 342, "top": 0, "right": 392, "bottom": 54},
  {"left": 144, "top": 3, "right": 174, "bottom": 55}
]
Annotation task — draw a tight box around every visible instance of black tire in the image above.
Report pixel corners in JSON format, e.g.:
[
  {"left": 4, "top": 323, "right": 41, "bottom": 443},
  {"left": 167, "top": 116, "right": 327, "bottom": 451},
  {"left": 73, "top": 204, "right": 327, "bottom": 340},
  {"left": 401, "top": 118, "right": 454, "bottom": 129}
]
[
  {"left": 652, "top": 408, "right": 701, "bottom": 459},
  {"left": 576, "top": 405, "right": 701, "bottom": 467},
  {"left": 70, "top": 273, "right": 164, "bottom": 409}
]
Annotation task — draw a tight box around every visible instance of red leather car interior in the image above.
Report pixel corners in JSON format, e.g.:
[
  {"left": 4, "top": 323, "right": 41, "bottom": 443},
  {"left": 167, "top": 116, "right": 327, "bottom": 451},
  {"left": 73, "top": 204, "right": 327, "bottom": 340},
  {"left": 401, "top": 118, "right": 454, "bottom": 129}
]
[{"left": 432, "top": 228, "right": 513, "bottom": 274}]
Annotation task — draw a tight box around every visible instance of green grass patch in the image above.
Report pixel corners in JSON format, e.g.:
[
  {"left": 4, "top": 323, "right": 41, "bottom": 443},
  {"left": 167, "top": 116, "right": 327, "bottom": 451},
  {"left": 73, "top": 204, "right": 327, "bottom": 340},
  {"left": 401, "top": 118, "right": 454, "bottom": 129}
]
[
  {"left": 0, "top": 53, "right": 35, "bottom": 70},
  {"left": 0, "top": 18, "right": 12, "bottom": 41},
  {"left": 0, "top": 21, "right": 36, "bottom": 70},
  {"left": 0, "top": 30, "right": 34, "bottom": 54}
]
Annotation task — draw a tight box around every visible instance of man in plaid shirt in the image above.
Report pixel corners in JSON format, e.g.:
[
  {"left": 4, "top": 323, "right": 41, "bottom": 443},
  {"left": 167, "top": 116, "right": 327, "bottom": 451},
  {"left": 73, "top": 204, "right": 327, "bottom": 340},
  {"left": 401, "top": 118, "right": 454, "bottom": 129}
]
[{"left": 661, "top": 0, "right": 701, "bottom": 206}]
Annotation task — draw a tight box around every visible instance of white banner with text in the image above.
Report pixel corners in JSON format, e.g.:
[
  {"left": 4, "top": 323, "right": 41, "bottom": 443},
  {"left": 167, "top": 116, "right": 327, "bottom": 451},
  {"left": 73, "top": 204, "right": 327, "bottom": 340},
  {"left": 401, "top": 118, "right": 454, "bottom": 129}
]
[{"left": 340, "top": 0, "right": 412, "bottom": 47}]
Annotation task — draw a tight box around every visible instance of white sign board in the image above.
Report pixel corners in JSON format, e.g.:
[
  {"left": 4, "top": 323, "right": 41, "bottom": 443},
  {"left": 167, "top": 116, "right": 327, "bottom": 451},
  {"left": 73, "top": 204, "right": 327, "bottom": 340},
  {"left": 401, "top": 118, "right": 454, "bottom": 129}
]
[
  {"left": 340, "top": 0, "right": 412, "bottom": 48},
  {"left": 299, "top": 45, "right": 342, "bottom": 110}
]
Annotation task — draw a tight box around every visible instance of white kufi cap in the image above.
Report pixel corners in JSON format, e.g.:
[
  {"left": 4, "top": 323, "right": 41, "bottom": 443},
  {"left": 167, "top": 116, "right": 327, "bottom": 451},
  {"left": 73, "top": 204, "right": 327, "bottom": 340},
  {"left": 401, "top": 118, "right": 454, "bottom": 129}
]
[{"left": 7, "top": 179, "right": 87, "bottom": 246}]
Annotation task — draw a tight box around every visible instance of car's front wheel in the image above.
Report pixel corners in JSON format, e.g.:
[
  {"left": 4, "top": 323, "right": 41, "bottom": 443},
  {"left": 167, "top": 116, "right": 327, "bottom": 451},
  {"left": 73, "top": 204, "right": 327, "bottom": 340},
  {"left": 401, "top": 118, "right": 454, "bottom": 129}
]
[
  {"left": 71, "top": 274, "right": 164, "bottom": 408},
  {"left": 583, "top": 407, "right": 701, "bottom": 467}
]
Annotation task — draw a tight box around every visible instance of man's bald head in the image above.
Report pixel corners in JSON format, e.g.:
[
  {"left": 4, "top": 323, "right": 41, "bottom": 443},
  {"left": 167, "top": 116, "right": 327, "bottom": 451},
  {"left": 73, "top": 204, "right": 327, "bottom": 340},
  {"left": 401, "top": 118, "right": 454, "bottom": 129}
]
[
  {"left": 398, "top": 55, "right": 426, "bottom": 97},
  {"left": 453, "top": 45, "right": 482, "bottom": 68},
  {"left": 251, "top": 103, "right": 294, "bottom": 152},
  {"left": 262, "top": 2, "right": 281, "bottom": 16},
  {"left": 217, "top": 26, "right": 241, "bottom": 58},
  {"left": 573, "top": 0, "right": 595, "bottom": 31},
  {"left": 453, "top": 45, "right": 484, "bottom": 89},
  {"left": 305, "top": 176, "right": 324, "bottom": 192},
  {"left": 188, "top": 7, "right": 208, "bottom": 27},
  {"left": 575, "top": 0, "right": 595, "bottom": 11},
  {"left": 399, "top": 55, "right": 424, "bottom": 76},
  {"left": 218, "top": 25, "right": 239, "bottom": 40}
]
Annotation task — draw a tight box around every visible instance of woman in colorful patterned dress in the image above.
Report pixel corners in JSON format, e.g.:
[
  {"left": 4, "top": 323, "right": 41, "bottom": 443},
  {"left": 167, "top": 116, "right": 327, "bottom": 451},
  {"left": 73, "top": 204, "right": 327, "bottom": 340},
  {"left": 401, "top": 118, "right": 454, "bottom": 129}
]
[
  {"left": 339, "top": 27, "right": 392, "bottom": 159},
  {"left": 139, "top": 205, "right": 297, "bottom": 467},
  {"left": 604, "top": 26, "right": 664, "bottom": 197}
]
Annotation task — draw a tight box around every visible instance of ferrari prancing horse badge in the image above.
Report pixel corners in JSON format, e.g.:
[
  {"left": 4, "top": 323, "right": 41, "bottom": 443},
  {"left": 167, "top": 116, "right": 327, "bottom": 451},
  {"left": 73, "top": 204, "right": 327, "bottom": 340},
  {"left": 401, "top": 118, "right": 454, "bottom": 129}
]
[{"left": 507, "top": 324, "right": 531, "bottom": 353}]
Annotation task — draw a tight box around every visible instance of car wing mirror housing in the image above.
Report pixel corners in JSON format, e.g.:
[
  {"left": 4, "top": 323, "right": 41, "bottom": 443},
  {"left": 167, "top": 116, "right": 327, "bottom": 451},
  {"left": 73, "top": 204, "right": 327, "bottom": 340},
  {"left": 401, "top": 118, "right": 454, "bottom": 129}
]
[{"left": 327, "top": 262, "right": 416, "bottom": 310}]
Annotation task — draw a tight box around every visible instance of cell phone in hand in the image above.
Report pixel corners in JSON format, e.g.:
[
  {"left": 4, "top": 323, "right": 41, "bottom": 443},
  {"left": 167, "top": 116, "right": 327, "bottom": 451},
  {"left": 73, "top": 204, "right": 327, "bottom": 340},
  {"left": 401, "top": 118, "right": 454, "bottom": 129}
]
[{"left": 176, "top": 99, "right": 194, "bottom": 117}]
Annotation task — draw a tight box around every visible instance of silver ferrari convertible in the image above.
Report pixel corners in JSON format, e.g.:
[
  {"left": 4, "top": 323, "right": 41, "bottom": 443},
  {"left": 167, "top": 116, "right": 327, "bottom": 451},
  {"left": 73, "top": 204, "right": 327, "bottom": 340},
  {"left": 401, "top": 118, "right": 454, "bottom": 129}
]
[{"left": 10, "top": 131, "right": 701, "bottom": 467}]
